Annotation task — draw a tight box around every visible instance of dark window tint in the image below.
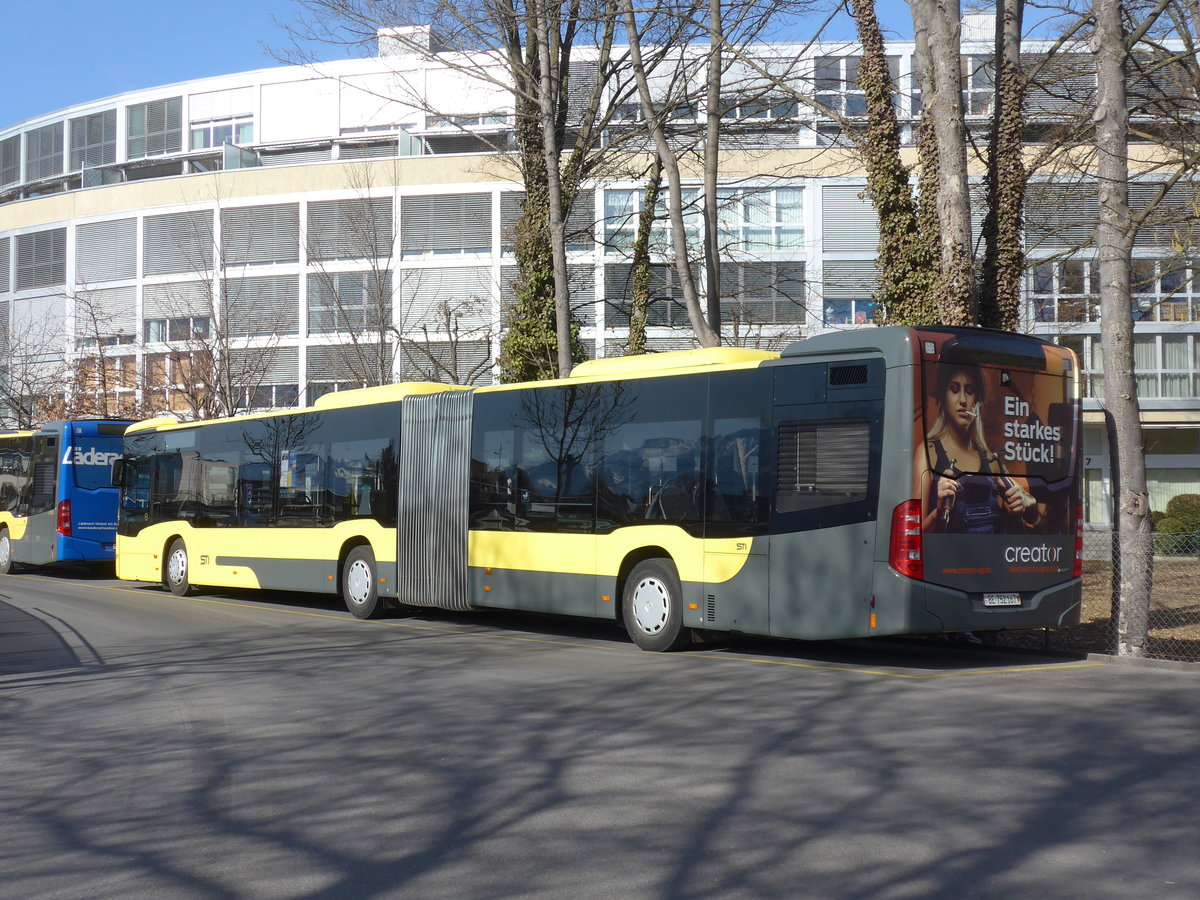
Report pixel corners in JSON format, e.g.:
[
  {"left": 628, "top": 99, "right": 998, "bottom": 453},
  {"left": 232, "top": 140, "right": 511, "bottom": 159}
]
[
  {"left": 0, "top": 438, "right": 31, "bottom": 513},
  {"left": 123, "top": 403, "right": 402, "bottom": 530},
  {"left": 29, "top": 436, "right": 58, "bottom": 514},
  {"left": 117, "top": 456, "right": 153, "bottom": 537},
  {"left": 707, "top": 369, "right": 772, "bottom": 534},
  {"left": 775, "top": 420, "right": 870, "bottom": 512}
]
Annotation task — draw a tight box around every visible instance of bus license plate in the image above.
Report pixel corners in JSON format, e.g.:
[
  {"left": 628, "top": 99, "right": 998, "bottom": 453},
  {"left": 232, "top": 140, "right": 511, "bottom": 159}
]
[{"left": 983, "top": 593, "right": 1021, "bottom": 608}]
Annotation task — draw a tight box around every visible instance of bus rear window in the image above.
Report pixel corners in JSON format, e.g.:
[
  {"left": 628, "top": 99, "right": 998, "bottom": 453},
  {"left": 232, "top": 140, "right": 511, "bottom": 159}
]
[{"left": 67, "top": 438, "right": 124, "bottom": 490}]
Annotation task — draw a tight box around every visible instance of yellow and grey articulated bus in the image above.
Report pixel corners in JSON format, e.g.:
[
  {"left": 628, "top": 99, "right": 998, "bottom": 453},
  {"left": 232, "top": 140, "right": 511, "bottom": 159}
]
[{"left": 114, "top": 327, "right": 1082, "bottom": 650}]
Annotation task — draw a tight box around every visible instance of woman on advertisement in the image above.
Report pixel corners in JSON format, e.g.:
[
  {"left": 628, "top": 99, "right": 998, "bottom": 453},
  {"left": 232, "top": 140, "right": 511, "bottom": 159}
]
[{"left": 918, "top": 351, "right": 1046, "bottom": 535}]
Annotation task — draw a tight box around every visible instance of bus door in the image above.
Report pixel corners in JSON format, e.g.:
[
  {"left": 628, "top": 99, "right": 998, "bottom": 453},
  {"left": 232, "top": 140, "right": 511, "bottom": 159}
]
[
  {"left": 768, "top": 360, "right": 885, "bottom": 640},
  {"left": 60, "top": 423, "right": 125, "bottom": 556},
  {"left": 703, "top": 369, "right": 772, "bottom": 636},
  {"left": 14, "top": 432, "right": 60, "bottom": 564}
]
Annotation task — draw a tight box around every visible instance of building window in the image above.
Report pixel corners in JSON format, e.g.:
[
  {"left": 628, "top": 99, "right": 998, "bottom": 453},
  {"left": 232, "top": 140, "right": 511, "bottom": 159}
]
[
  {"left": 69, "top": 110, "right": 117, "bottom": 170},
  {"left": 719, "top": 97, "right": 798, "bottom": 122},
  {"left": 1056, "top": 333, "right": 1200, "bottom": 400},
  {"left": 400, "top": 194, "right": 490, "bottom": 257},
  {"left": 716, "top": 188, "right": 804, "bottom": 253},
  {"left": 144, "top": 315, "right": 211, "bottom": 343},
  {"left": 24, "top": 123, "right": 64, "bottom": 181},
  {"left": 239, "top": 383, "right": 299, "bottom": 411},
  {"left": 190, "top": 116, "right": 253, "bottom": 150},
  {"left": 1030, "top": 259, "right": 1100, "bottom": 323},
  {"left": 127, "top": 97, "right": 183, "bottom": 159},
  {"left": 426, "top": 113, "right": 508, "bottom": 128},
  {"left": 1033, "top": 257, "right": 1200, "bottom": 324},
  {"left": 1, "top": 135, "right": 20, "bottom": 187},
  {"left": 822, "top": 297, "right": 877, "bottom": 326},
  {"left": 603, "top": 187, "right": 700, "bottom": 256},
  {"left": 962, "top": 55, "right": 996, "bottom": 117},
  {"left": 308, "top": 272, "right": 392, "bottom": 333},
  {"left": 15, "top": 228, "right": 67, "bottom": 290},
  {"left": 813, "top": 55, "right": 903, "bottom": 132}
]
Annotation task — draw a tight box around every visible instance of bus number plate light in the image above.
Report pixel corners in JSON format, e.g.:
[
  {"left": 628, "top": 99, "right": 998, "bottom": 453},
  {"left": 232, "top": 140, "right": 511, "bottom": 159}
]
[{"left": 983, "top": 593, "right": 1021, "bottom": 608}]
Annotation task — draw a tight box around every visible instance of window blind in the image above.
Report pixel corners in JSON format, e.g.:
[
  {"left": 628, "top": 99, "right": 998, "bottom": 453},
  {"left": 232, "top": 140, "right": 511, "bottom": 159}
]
[
  {"left": 15, "top": 228, "right": 67, "bottom": 290},
  {"left": 76, "top": 218, "right": 136, "bottom": 283},
  {"left": 222, "top": 203, "right": 300, "bottom": 265},
  {"left": 307, "top": 198, "right": 394, "bottom": 261},
  {"left": 144, "top": 210, "right": 214, "bottom": 275}
]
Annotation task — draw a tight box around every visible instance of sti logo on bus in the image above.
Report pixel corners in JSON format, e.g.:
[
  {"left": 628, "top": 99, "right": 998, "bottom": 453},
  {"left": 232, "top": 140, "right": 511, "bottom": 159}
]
[{"left": 61, "top": 447, "right": 120, "bottom": 467}]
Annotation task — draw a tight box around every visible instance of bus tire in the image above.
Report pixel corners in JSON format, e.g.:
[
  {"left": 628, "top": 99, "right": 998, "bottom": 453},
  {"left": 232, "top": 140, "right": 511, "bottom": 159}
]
[
  {"left": 622, "top": 558, "right": 691, "bottom": 652},
  {"left": 343, "top": 545, "right": 384, "bottom": 619},
  {"left": 164, "top": 538, "right": 192, "bottom": 596},
  {"left": 0, "top": 528, "right": 16, "bottom": 575}
]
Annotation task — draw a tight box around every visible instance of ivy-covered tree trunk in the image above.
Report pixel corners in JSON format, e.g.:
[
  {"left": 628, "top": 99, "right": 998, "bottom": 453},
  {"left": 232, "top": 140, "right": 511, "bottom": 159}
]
[
  {"left": 979, "top": 0, "right": 1027, "bottom": 332},
  {"left": 628, "top": 159, "right": 664, "bottom": 355},
  {"left": 910, "top": 0, "right": 976, "bottom": 325},
  {"left": 499, "top": 78, "right": 584, "bottom": 382},
  {"left": 851, "top": 0, "right": 938, "bottom": 326}
]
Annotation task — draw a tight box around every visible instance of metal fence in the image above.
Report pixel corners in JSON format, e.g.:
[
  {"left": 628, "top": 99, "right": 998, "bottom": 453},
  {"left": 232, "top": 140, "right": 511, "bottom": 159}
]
[{"left": 995, "top": 531, "right": 1200, "bottom": 663}]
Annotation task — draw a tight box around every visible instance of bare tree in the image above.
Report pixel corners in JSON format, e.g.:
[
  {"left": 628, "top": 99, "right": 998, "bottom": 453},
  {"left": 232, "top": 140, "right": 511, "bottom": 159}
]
[
  {"left": 1093, "top": 0, "right": 1177, "bottom": 656},
  {"left": 283, "top": 0, "right": 637, "bottom": 378},
  {"left": 141, "top": 202, "right": 292, "bottom": 420},
  {"left": 0, "top": 295, "right": 71, "bottom": 428}
]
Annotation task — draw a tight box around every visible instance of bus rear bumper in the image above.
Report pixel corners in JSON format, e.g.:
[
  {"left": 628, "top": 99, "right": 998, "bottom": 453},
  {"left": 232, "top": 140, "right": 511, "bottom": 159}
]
[
  {"left": 56, "top": 537, "right": 116, "bottom": 563},
  {"left": 922, "top": 577, "right": 1083, "bottom": 633}
]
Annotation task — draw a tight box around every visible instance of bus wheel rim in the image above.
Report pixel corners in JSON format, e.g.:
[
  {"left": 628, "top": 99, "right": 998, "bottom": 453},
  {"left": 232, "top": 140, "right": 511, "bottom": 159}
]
[
  {"left": 346, "top": 559, "right": 372, "bottom": 605},
  {"left": 631, "top": 577, "right": 669, "bottom": 634},
  {"left": 169, "top": 549, "right": 186, "bottom": 584},
  {"left": 0, "top": 535, "right": 8, "bottom": 568}
]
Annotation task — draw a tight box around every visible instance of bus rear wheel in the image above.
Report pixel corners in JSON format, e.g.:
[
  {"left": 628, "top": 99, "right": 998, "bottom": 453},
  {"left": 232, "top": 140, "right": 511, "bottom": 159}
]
[
  {"left": 622, "top": 558, "right": 691, "bottom": 652},
  {"left": 0, "top": 529, "right": 16, "bottom": 575},
  {"left": 343, "top": 546, "right": 384, "bottom": 619},
  {"left": 164, "top": 538, "right": 192, "bottom": 596}
]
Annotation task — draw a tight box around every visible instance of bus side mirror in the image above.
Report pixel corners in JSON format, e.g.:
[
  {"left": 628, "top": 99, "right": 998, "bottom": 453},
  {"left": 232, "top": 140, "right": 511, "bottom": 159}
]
[{"left": 111, "top": 457, "right": 127, "bottom": 488}]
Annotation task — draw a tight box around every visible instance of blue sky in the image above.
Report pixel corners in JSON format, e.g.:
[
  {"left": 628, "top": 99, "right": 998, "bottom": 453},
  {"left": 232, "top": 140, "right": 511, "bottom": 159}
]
[
  {"left": 1, "top": 1, "right": 920, "bottom": 131},
  {"left": 0, "top": 0, "right": 320, "bottom": 129}
]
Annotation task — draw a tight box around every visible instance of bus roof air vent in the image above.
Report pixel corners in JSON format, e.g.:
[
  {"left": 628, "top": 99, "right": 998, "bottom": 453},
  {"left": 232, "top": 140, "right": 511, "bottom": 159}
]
[{"left": 829, "top": 364, "right": 869, "bottom": 387}]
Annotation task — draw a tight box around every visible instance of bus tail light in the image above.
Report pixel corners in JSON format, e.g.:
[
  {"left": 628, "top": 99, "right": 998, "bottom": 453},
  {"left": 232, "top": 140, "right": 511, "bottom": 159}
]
[
  {"left": 889, "top": 500, "right": 923, "bottom": 580},
  {"left": 1073, "top": 503, "right": 1084, "bottom": 578},
  {"left": 57, "top": 500, "right": 72, "bottom": 537}
]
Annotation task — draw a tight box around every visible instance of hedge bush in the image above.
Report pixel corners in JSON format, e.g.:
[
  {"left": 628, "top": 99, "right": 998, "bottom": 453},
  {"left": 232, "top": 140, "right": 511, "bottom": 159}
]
[{"left": 1165, "top": 494, "right": 1200, "bottom": 533}]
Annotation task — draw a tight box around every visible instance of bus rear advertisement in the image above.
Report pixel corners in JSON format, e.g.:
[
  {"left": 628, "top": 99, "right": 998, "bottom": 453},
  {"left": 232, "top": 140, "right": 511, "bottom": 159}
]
[
  {"left": 112, "top": 327, "right": 1082, "bottom": 650},
  {"left": 0, "top": 420, "right": 131, "bottom": 573}
]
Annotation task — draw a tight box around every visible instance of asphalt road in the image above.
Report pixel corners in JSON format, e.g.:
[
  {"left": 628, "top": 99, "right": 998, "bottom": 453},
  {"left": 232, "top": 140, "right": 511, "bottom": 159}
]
[{"left": 1, "top": 567, "right": 1198, "bottom": 900}]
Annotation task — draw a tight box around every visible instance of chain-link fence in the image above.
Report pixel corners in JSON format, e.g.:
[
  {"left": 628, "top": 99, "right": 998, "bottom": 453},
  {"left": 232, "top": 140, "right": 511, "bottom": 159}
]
[{"left": 995, "top": 531, "right": 1200, "bottom": 663}]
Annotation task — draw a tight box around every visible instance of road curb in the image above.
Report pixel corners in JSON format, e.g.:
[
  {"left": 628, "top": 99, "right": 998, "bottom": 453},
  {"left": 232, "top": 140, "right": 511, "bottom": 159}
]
[{"left": 1086, "top": 652, "right": 1200, "bottom": 673}]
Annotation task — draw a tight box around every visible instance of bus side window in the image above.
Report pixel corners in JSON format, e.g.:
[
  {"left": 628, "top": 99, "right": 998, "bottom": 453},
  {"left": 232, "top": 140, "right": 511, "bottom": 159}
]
[
  {"left": 118, "top": 457, "right": 154, "bottom": 537},
  {"left": 28, "top": 437, "right": 58, "bottom": 515}
]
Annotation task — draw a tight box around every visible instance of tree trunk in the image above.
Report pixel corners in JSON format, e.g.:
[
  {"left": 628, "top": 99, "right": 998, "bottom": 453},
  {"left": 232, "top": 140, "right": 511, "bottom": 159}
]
[
  {"left": 909, "top": 0, "right": 976, "bottom": 325},
  {"left": 979, "top": 0, "right": 1026, "bottom": 332},
  {"left": 531, "top": 2, "right": 575, "bottom": 377},
  {"left": 1094, "top": 0, "right": 1151, "bottom": 656},
  {"left": 702, "top": 0, "right": 724, "bottom": 338},
  {"left": 619, "top": 0, "right": 719, "bottom": 347},
  {"left": 852, "top": 0, "right": 938, "bottom": 326},
  {"left": 628, "top": 159, "right": 664, "bottom": 355}
]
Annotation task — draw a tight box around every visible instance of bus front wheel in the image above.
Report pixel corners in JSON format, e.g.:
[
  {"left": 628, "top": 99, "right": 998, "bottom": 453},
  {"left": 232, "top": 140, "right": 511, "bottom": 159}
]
[
  {"left": 164, "top": 538, "right": 192, "bottom": 596},
  {"left": 0, "top": 529, "right": 16, "bottom": 575},
  {"left": 622, "top": 558, "right": 691, "bottom": 652},
  {"left": 343, "top": 546, "right": 384, "bottom": 619}
]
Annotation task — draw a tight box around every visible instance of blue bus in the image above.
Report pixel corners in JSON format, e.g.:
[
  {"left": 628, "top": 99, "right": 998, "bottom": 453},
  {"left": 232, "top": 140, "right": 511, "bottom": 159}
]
[{"left": 0, "top": 419, "right": 131, "bottom": 573}]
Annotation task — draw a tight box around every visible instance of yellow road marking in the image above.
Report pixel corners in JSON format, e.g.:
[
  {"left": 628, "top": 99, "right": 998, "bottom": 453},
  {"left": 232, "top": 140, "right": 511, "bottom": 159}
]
[{"left": 28, "top": 573, "right": 1106, "bottom": 680}]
